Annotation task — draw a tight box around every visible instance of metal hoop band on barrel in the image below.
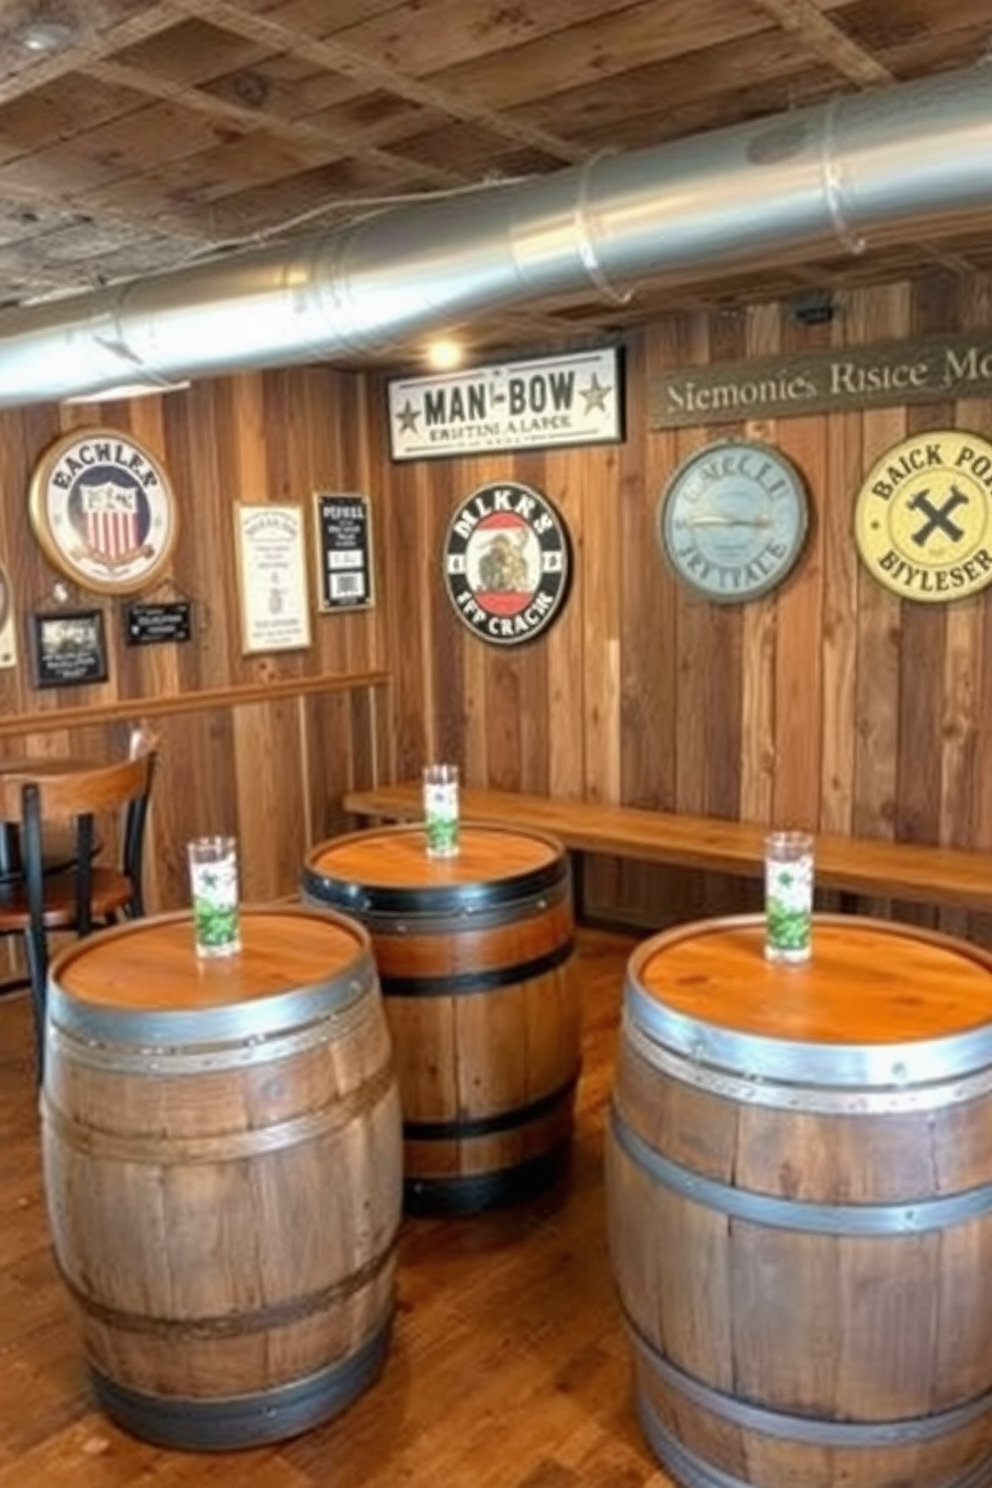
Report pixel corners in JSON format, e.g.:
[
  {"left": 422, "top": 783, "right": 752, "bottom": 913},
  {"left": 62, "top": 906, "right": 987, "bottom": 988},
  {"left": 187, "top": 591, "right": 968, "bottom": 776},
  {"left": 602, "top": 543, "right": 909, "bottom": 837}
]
[
  {"left": 302, "top": 850, "right": 569, "bottom": 921},
  {"left": 89, "top": 1320, "right": 393, "bottom": 1452},
  {"left": 629, "top": 1322, "right": 992, "bottom": 1447},
  {"left": 610, "top": 1103, "right": 992, "bottom": 1235},
  {"left": 635, "top": 1395, "right": 992, "bottom": 1488}
]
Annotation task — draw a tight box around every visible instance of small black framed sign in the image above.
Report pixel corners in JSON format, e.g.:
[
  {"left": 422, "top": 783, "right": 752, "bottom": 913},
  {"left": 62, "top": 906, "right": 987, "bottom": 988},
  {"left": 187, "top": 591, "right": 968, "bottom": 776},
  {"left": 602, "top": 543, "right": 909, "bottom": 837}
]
[
  {"left": 29, "top": 608, "right": 108, "bottom": 689},
  {"left": 312, "top": 492, "right": 375, "bottom": 612},
  {"left": 124, "top": 600, "right": 193, "bottom": 646}
]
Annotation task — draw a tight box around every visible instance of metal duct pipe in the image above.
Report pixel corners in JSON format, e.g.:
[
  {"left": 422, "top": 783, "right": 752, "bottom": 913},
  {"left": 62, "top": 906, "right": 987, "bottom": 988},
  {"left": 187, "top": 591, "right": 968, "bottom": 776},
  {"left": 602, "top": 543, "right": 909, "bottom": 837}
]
[{"left": 0, "top": 63, "right": 990, "bottom": 408}]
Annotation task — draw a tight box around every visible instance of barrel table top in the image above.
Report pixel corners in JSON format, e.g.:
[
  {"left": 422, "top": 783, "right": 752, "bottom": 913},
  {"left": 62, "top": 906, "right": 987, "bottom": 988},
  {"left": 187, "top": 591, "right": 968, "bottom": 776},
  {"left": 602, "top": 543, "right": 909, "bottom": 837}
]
[
  {"left": 626, "top": 913, "right": 992, "bottom": 1094},
  {"left": 633, "top": 913, "right": 992, "bottom": 1046},
  {"left": 305, "top": 822, "right": 565, "bottom": 894},
  {"left": 49, "top": 905, "right": 370, "bottom": 1016}
]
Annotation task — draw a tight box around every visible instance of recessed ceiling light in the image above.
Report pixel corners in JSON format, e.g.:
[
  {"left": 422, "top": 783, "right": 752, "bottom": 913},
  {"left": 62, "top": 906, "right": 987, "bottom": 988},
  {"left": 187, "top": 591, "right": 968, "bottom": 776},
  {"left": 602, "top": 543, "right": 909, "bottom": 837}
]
[
  {"left": 426, "top": 339, "right": 463, "bottom": 371},
  {"left": 19, "top": 19, "right": 76, "bottom": 52}
]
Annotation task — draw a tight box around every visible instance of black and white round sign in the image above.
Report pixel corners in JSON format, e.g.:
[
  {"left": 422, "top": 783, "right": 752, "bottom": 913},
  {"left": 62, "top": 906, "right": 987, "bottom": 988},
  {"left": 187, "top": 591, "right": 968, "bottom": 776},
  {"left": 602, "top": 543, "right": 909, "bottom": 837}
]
[{"left": 443, "top": 480, "right": 571, "bottom": 647}]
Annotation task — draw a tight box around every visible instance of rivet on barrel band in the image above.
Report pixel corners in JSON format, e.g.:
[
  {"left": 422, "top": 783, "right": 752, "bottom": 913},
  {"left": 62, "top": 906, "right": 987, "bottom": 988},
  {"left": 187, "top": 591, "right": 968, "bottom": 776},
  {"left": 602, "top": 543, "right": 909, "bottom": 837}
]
[
  {"left": 622, "top": 980, "right": 992, "bottom": 1089},
  {"left": 611, "top": 1103, "right": 992, "bottom": 1233},
  {"left": 312, "top": 881, "right": 571, "bottom": 938},
  {"left": 44, "top": 999, "right": 380, "bottom": 1074},
  {"left": 621, "top": 1015, "right": 992, "bottom": 1114},
  {"left": 47, "top": 961, "right": 379, "bottom": 1047},
  {"left": 628, "top": 1323, "right": 992, "bottom": 1445},
  {"left": 303, "top": 860, "right": 570, "bottom": 920}
]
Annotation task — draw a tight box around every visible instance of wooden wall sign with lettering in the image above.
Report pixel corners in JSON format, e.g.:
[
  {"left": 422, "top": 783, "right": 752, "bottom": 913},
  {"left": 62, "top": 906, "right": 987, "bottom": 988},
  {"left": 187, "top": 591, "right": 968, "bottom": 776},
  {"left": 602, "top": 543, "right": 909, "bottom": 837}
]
[
  {"left": 649, "top": 331, "right": 992, "bottom": 430},
  {"left": 389, "top": 348, "right": 622, "bottom": 459}
]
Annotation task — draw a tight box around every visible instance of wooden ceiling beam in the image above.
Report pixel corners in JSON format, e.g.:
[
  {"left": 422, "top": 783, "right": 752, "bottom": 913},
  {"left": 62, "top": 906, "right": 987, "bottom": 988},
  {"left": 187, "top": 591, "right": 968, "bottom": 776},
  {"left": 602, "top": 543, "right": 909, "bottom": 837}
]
[
  {"left": 749, "top": 0, "right": 895, "bottom": 85},
  {"left": 166, "top": 0, "right": 589, "bottom": 165},
  {"left": 86, "top": 60, "right": 469, "bottom": 192}
]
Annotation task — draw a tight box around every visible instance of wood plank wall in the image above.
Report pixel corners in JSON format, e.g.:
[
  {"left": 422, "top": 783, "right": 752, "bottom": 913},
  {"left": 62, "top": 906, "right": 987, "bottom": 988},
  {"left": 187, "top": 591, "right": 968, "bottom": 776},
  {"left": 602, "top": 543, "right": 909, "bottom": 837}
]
[
  {"left": 0, "top": 368, "right": 388, "bottom": 913},
  {"left": 1, "top": 268, "right": 990, "bottom": 945},
  {"left": 374, "top": 270, "right": 992, "bottom": 944}
]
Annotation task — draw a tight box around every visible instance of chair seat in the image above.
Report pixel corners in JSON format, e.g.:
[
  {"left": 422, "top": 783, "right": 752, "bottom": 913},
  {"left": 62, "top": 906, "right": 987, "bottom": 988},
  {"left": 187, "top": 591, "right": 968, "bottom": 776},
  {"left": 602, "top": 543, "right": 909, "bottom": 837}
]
[{"left": 0, "top": 866, "right": 136, "bottom": 932}]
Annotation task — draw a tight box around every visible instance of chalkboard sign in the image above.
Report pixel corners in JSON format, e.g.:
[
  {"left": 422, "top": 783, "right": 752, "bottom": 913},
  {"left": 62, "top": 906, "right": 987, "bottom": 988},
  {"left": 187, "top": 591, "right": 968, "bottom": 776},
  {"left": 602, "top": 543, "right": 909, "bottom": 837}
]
[
  {"left": 313, "top": 492, "right": 374, "bottom": 612},
  {"left": 125, "top": 601, "right": 192, "bottom": 646}
]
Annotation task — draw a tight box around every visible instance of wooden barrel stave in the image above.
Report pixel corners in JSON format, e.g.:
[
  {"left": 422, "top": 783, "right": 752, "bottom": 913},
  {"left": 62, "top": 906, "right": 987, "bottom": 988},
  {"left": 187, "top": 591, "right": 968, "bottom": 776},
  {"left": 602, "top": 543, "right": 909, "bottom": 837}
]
[
  {"left": 42, "top": 907, "right": 403, "bottom": 1450},
  {"left": 303, "top": 824, "right": 581, "bottom": 1213},
  {"left": 606, "top": 913, "right": 992, "bottom": 1488}
]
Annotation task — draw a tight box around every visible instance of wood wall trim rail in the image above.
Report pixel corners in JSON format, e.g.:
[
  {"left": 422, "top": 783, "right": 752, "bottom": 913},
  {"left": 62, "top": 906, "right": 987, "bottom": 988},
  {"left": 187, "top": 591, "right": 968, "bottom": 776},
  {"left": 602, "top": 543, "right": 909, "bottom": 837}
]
[
  {"left": 0, "top": 671, "right": 391, "bottom": 740},
  {"left": 342, "top": 782, "right": 992, "bottom": 914}
]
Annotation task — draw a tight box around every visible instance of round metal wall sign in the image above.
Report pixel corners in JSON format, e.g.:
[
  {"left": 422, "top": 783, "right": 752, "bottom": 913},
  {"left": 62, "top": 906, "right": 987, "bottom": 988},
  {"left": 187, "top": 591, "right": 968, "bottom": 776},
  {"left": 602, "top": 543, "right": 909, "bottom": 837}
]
[
  {"left": 29, "top": 426, "right": 179, "bottom": 595},
  {"left": 657, "top": 439, "right": 809, "bottom": 603},
  {"left": 443, "top": 480, "right": 571, "bottom": 646},
  {"left": 853, "top": 429, "right": 992, "bottom": 602}
]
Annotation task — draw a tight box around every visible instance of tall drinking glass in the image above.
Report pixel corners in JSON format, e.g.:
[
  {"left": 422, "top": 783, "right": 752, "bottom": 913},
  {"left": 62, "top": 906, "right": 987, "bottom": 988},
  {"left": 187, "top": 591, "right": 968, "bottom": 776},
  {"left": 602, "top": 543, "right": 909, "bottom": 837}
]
[
  {"left": 188, "top": 835, "right": 241, "bottom": 957},
  {"left": 764, "top": 831, "right": 814, "bottom": 963},
  {"left": 422, "top": 764, "right": 459, "bottom": 858}
]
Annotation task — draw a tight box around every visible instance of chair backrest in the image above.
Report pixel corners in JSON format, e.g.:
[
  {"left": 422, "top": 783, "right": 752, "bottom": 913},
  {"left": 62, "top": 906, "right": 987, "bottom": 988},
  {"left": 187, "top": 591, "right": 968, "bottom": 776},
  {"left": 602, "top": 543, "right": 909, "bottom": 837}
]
[
  {"left": 128, "top": 723, "right": 161, "bottom": 760},
  {"left": 0, "top": 752, "right": 157, "bottom": 935}
]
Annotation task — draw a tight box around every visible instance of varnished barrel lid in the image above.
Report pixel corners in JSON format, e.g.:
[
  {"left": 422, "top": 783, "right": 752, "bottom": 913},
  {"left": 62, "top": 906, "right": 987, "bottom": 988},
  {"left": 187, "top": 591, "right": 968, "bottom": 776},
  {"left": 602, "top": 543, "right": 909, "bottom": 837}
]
[
  {"left": 626, "top": 913, "right": 992, "bottom": 1087},
  {"left": 303, "top": 823, "right": 568, "bottom": 915},
  {"left": 47, "top": 905, "right": 376, "bottom": 1045}
]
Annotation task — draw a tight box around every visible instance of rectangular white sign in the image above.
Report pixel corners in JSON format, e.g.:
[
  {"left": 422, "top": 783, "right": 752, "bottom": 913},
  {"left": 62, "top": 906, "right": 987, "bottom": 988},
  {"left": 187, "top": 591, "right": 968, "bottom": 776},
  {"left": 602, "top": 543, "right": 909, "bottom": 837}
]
[
  {"left": 234, "top": 503, "right": 312, "bottom": 655},
  {"left": 387, "top": 347, "right": 623, "bottom": 460}
]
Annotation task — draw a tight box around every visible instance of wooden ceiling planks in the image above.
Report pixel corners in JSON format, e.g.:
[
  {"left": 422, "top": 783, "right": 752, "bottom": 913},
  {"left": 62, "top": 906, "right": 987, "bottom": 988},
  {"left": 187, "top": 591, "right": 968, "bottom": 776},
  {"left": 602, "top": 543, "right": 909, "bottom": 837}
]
[
  {"left": 750, "top": 0, "right": 896, "bottom": 83},
  {"left": 336, "top": 0, "right": 655, "bottom": 78},
  {"left": 0, "top": 0, "right": 986, "bottom": 351},
  {"left": 420, "top": 1, "right": 781, "bottom": 111}
]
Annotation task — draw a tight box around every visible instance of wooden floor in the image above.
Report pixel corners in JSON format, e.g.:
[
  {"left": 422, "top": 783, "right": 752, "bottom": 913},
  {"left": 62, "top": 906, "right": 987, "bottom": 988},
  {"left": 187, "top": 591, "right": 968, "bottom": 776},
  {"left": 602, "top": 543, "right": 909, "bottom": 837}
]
[{"left": 0, "top": 927, "right": 675, "bottom": 1488}]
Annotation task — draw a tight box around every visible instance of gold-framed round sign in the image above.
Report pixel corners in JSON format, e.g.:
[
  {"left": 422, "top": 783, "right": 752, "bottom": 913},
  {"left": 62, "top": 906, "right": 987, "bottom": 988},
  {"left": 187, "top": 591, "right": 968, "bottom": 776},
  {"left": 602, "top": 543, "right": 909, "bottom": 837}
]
[
  {"left": 0, "top": 558, "right": 14, "bottom": 668},
  {"left": 0, "top": 557, "right": 10, "bottom": 633},
  {"left": 853, "top": 429, "right": 992, "bottom": 602},
  {"left": 28, "top": 427, "right": 178, "bottom": 595}
]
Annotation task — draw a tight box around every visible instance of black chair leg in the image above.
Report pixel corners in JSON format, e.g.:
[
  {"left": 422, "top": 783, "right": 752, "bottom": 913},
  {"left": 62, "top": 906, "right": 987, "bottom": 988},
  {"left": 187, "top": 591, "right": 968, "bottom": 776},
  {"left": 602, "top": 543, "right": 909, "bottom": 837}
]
[{"left": 22, "top": 928, "right": 47, "bottom": 1084}]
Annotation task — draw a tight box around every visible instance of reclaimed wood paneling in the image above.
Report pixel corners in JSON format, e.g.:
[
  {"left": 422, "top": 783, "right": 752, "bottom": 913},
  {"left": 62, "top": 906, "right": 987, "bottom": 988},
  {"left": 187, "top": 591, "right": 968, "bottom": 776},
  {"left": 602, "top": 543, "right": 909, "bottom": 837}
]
[
  {"left": 0, "top": 365, "right": 387, "bottom": 913},
  {"left": 372, "top": 269, "right": 992, "bottom": 943},
  {"left": 5, "top": 267, "right": 992, "bottom": 946}
]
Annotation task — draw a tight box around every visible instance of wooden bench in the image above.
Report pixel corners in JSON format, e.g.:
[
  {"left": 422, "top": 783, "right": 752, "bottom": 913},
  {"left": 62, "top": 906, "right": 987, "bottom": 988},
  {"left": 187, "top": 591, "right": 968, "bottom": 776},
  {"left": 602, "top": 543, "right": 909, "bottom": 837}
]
[{"left": 341, "top": 782, "right": 992, "bottom": 921}]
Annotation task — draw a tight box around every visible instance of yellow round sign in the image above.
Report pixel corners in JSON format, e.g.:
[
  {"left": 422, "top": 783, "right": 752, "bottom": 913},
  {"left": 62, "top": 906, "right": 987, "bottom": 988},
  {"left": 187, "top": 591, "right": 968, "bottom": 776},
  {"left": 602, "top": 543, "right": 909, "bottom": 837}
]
[{"left": 853, "top": 430, "right": 992, "bottom": 602}]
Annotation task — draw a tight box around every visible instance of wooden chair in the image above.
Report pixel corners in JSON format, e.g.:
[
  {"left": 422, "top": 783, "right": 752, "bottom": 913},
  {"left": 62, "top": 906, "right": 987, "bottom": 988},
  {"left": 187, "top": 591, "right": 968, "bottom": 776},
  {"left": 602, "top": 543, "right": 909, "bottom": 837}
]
[{"left": 0, "top": 751, "right": 157, "bottom": 1076}]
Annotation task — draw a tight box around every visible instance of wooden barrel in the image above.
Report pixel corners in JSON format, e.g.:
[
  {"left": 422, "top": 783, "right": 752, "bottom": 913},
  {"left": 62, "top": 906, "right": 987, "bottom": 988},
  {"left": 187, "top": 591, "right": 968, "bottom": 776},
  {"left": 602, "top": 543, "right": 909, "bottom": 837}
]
[
  {"left": 605, "top": 912, "right": 992, "bottom": 1488},
  {"left": 41, "top": 905, "right": 402, "bottom": 1451},
  {"left": 303, "top": 823, "right": 580, "bottom": 1214}
]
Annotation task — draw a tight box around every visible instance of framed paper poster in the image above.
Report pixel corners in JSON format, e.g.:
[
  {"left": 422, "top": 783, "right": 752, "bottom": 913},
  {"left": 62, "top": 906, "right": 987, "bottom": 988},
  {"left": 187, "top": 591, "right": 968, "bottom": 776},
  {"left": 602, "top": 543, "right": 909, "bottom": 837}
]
[{"left": 234, "top": 503, "right": 312, "bottom": 654}]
